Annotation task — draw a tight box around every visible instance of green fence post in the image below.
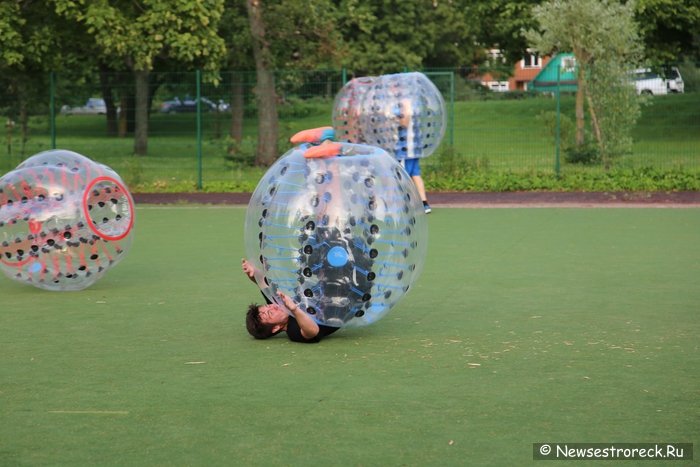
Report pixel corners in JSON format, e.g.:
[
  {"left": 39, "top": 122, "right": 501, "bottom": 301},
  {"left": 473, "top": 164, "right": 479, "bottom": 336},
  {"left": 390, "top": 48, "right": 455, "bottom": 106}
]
[
  {"left": 50, "top": 72, "right": 56, "bottom": 149},
  {"left": 449, "top": 71, "right": 455, "bottom": 147},
  {"left": 341, "top": 67, "right": 347, "bottom": 85},
  {"left": 196, "top": 69, "right": 203, "bottom": 190},
  {"left": 555, "top": 66, "right": 561, "bottom": 176}
]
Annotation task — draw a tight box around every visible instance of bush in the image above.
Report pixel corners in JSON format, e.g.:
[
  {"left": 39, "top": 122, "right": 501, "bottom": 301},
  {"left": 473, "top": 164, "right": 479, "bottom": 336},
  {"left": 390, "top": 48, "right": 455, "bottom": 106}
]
[
  {"left": 536, "top": 110, "right": 576, "bottom": 153},
  {"left": 278, "top": 96, "right": 332, "bottom": 119},
  {"left": 422, "top": 147, "right": 700, "bottom": 191},
  {"left": 678, "top": 60, "right": 700, "bottom": 93},
  {"left": 454, "top": 78, "right": 491, "bottom": 100},
  {"left": 565, "top": 144, "right": 601, "bottom": 165}
]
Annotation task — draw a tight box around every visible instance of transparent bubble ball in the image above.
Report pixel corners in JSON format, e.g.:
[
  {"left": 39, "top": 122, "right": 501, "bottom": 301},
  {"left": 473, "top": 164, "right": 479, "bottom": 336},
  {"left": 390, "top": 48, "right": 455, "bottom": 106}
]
[
  {"left": 244, "top": 143, "right": 428, "bottom": 328},
  {"left": 0, "top": 149, "right": 135, "bottom": 291},
  {"left": 356, "top": 72, "right": 446, "bottom": 159},
  {"left": 332, "top": 76, "right": 376, "bottom": 144}
]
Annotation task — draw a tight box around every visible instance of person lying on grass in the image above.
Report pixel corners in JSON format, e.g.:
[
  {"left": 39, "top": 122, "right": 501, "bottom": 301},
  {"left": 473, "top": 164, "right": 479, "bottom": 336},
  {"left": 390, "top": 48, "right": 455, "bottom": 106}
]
[
  {"left": 244, "top": 129, "right": 366, "bottom": 343},
  {"left": 242, "top": 259, "right": 340, "bottom": 343}
]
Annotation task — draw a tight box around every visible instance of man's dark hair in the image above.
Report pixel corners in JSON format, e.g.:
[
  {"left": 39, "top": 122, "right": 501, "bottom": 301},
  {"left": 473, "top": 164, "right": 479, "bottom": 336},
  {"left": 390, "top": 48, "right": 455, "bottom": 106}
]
[{"left": 245, "top": 303, "right": 281, "bottom": 339}]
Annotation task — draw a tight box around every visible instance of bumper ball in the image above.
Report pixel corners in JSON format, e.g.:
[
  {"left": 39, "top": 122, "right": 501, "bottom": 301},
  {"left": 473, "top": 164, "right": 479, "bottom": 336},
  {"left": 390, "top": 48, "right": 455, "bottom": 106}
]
[
  {"left": 357, "top": 72, "right": 446, "bottom": 159},
  {"left": 0, "top": 149, "right": 135, "bottom": 291},
  {"left": 244, "top": 142, "right": 428, "bottom": 328}
]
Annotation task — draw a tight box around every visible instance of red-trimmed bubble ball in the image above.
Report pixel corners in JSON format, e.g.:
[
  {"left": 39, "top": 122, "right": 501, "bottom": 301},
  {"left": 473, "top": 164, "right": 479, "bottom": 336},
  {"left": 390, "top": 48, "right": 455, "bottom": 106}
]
[
  {"left": 244, "top": 142, "right": 428, "bottom": 328},
  {"left": 0, "top": 149, "right": 135, "bottom": 291}
]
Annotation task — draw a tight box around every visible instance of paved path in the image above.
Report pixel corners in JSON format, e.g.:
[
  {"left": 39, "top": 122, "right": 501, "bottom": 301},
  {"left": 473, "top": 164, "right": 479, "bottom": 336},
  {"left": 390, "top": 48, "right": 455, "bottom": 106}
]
[{"left": 133, "top": 191, "right": 700, "bottom": 208}]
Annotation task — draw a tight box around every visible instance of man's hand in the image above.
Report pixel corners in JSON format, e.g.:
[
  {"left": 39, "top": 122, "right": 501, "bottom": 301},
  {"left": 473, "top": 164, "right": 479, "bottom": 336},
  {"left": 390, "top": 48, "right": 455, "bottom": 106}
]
[
  {"left": 241, "top": 258, "right": 256, "bottom": 283},
  {"left": 277, "top": 290, "right": 320, "bottom": 340},
  {"left": 276, "top": 290, "right": 297, "bottom": 311}
]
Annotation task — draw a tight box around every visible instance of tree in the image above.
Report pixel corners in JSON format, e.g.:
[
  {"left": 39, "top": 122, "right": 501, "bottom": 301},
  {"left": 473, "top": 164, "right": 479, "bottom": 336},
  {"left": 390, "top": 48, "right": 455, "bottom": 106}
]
[
  {"left": 244, "top": 0, "right": 344, "bottom": 165},
  {"left": 473, "top": 0, "right": 542, "bottom": 64},
  {"left": 53, "top": 0, "right": 227, "bottom": 156},
  {"left": 635, "top": 0, "right": 700, "bottom": 63},
  {"left": 526, "top": 0, "right": 643, "bottom": 166},
  {"left": 220, "top": 1, "right": 254, "bottom": 153},
  {"left": 246, "top": 0, "right": 279, "bottom": 166},
  {"left": 264, "top": 0, "right": 343, "bottom": 70},
  {"left": 0, "top": 2, "right": 25, "bottom": 69},
  {"left": 334, "top": 0, "right": 478, "bottom": 74},
  {"left": 0, "top": 1, "right": 88, "bottom": 157}
]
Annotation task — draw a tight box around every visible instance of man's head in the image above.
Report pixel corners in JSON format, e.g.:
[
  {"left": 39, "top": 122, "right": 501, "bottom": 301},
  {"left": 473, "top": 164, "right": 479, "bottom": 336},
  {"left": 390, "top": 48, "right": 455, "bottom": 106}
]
[{"left": 246, "top": 302, "right": 289, "bottom": 339}]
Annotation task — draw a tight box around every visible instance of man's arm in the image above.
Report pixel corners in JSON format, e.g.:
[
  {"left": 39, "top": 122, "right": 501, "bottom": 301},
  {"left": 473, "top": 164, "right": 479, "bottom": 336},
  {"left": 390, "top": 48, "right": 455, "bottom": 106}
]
[{"left": 277, "top": 291, "right": 320, "bottom": 340}]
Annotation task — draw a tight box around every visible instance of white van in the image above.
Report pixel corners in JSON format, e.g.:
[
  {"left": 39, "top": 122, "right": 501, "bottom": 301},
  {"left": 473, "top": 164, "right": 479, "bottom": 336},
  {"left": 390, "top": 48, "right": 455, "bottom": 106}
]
[{"left": 632, "top": 67, "right": 685, "bottom": 95}]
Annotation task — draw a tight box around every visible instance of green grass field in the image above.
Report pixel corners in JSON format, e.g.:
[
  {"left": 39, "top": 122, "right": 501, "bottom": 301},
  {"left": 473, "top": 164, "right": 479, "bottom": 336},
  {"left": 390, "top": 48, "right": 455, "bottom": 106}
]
[{"left": 1, "top": 206, "right": 698, "bottom": 466}]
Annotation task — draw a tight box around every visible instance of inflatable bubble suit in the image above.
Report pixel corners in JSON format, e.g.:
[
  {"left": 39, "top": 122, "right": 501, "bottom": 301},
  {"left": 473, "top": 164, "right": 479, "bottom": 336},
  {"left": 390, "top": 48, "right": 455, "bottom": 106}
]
[
  {"left": 244, "top": 143, "right": 428, "bottom": 328},
  {"left": 355, "top": 72, "right": 446, "bottom": 159},
  {"left": 331, "top": 76, "right": 375, "bottom": 144},
  {"left": 0, "top": 149, "right": 135, "bottom": 291}
]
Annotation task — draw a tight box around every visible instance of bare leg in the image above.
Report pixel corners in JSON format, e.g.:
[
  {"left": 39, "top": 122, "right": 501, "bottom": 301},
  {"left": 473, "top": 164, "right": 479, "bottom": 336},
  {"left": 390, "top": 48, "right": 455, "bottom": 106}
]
[{"left": 412, "top": 175, "right": 428, "bottom": 202}]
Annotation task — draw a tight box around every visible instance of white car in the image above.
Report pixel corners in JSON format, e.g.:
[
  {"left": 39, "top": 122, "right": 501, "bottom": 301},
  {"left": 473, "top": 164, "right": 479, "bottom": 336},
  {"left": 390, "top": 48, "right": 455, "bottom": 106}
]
[
  {"left": 60, "top": 98, "right": 107, "bottom": 115},
  {"left": 632, "top": 67, "right": 684, "bottom": 95}
]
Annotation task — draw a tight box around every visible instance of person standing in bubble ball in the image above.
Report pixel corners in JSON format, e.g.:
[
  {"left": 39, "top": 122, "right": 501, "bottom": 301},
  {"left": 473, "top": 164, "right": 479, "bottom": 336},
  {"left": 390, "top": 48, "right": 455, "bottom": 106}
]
[
  {"left": 332, "top": 73, "right": 443, "bottom": 214},
  {"left": 393, "top": 97, "right": 431, "bottom": 214}
]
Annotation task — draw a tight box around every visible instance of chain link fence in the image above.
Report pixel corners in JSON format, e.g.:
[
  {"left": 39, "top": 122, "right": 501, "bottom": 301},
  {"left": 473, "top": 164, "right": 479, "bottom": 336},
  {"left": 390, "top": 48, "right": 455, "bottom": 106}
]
[{"left": 1, "top": 67, "right": 698, "bottom": 190}]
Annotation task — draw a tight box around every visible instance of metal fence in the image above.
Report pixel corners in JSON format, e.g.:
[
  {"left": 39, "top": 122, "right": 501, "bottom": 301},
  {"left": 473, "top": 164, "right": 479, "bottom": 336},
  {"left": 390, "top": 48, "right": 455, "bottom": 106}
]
[{"left": 1, "top": 68, "right": 698, "bottom": 190}]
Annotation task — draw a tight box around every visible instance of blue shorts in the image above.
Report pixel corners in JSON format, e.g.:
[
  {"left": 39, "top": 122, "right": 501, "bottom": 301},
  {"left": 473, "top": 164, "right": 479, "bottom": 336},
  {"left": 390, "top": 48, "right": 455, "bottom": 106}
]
[{"left": 400, "top": 158, "right": 421, "bottom": 177}]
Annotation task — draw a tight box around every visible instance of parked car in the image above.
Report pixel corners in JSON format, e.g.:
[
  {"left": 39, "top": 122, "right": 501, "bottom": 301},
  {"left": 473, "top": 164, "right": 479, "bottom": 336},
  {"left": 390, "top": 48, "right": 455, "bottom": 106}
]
[
  {"left": 160, "top": 96, "right": 229, "bottom": 113},
  {"left": 631, "top": 67, "right": 684, "bottom": 95},
  {"left": 60, "top": 98, "right": 107, "bottom": 115}
]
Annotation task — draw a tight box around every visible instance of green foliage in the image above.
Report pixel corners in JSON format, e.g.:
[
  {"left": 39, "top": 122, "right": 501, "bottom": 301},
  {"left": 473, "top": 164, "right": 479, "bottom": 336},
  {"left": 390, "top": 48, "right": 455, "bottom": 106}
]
[
  {"left": 221, "top": 136, "right": 257, "bottom": 168},
  {"left": 564, "top": 143, "right": 601, "bottom": 165},
  {"left": 536, "top": 110, "right": 576, "bottom": 152},
  {"left": 635, "top": 0, "right": 700, "bottom": 63},
  {"left": 277, "top": 96, "right": 332, "bottom": 119},
  {"left": 263, "top": 0, "right": 343, "bottom": 69},
  {"left": 429, "top": 145, "right": 491, "bottom": 179},
  {"left": 0, "top": 2, "right": 24, "bottom": 67},
  {"left": 336, "top": 0, "right": 478, "bottom": 74},
  {"left": 454, "top": 81, "right": 489, "bottom": 101},
  {"left": 54, "top": 0, "right": 227, "bottom": 73},
  {"left": 527, "top": 0, "right": 643, "bottom": 162},
  {"left": 587, "top": 60, "right": 641, "bottom": 163},
  {"left": 678, "top": 60, "right": 700, "bottom": 92},
  {"left": 526, "top": 0, "right": 643, "bottom": 63},
  {"left": 424, "top": 162, "right": 700, "bottom": 192}
]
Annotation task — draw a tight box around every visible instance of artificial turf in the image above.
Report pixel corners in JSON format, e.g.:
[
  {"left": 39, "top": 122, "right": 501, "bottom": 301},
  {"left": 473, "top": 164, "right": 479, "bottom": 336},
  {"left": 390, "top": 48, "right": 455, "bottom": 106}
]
[{"left": 1, "top": 206, "right": 698, "bottom": 466}]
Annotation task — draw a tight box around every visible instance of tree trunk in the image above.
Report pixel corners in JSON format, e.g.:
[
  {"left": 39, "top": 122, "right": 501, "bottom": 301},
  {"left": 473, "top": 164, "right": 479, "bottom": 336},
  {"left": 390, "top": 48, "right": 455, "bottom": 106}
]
[
  {"left": 19, "top": 100, "right": 28, "bottom": 157},
  {"left": 230, "top": 73, "right": 245, "bottom": 145},
  {"left": 246, "top": 0, "right": 278, "bottom": 166},
  {"left": 99, "top": 67, "right": 118, "bottom": 137},
  {"left": 585, "top": 90, "right": 607, "bottom": 168},
  {"left": 5, "top": 118, "right": 15, "bottom": 157},
  {"left": 133, "top": 69, "right": 150, "bottom": 156},
  {"left": 118, "top": 94, "right": 129, "bottom": 137},
  {"left": 575, "top": 68, "right": 586, "bottom": 147}
]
